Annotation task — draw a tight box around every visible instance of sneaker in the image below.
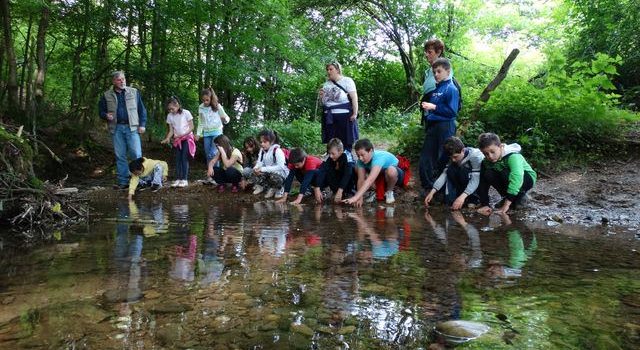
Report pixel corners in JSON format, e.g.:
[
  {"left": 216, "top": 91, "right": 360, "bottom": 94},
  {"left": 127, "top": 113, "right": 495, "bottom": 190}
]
[
  {"left": 217, "top": 184, "right": 225, "bottom": 193},
  {"left": 231, "top": 185, "right": 239, "bottom": 193},
  {"left": 206, "top": 177, "right": 218, "bottom": 186},
  {"left": 170, "top": 180, "right": 181, "bottom": 188},
  {"left": 177, "top": 180, "right": 189, "bottom": 188},
  {"left": 364, "top": 191, "right": 377, "bottom": 203},
  {"left": 113, "top": 184, "right": 129, "bottom": 190},
  {"left": 151, "top": 184, "right": 161, "bottom": 192},
  {"left": 264, "top": 188, "right": 276, "bottom": 199},
  {"left": 385, "top": 190, "right": 395, "bottom": 204},
  {"left": 252, "top": 185, "right": 264, "bottom": 195},
  {"left": 274, "top": 187, "right": 285, "bottom": 199}
]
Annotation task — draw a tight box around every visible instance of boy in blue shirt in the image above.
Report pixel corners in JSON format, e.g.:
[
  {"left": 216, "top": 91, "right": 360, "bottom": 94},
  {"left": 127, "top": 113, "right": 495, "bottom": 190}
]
[
  {"left": 344, "top": 139, "right": 404, "bottom": 206},
  {"left": 419, "top": 58, "right": 459, "bottom": 196}
]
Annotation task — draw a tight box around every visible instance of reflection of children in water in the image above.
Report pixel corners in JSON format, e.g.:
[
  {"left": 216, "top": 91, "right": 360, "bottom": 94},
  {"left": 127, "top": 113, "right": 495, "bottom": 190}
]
[
  {"left": 486, "top": 229, "right": 537, "bottom": 279},
  {"left": 350, "top": 208, "right": 401, "bottom": 261},
  {"left": 253, "top": 202, "right": 290, "bottom": 257},
  {"left": 113, "top": 200, "right": 145, "bottom": 302},
  {"left": 169, "top": 204, "right": 197, "bottom": 282},
  {"left": 199, "top": 207, "right": 225, "bottom": 286}
]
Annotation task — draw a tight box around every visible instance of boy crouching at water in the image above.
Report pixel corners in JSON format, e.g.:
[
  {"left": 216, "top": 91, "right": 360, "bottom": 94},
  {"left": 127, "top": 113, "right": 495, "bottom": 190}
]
[
  {"left": 476, "top": 133, "right": 537, "bottom": 215},
  {"left": 276, "top": 148, "right": 323, "bottom": 204},
  {"left": 128, "top": 157, "right": 169, "bottom": 200},
  {"left": 344, "top": 139, "right": 404, "bottom": 206},
  {"left": 424, "top": 136, "right": 484, "bottom": 210}
]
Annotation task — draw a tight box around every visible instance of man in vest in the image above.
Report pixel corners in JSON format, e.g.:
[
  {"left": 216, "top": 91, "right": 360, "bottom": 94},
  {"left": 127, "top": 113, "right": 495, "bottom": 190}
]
[{"left": 98, "top": 71, "right": 148, "bottom": 189}]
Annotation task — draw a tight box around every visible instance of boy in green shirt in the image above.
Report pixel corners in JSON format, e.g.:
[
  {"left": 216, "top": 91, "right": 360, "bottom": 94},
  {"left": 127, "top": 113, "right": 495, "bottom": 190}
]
[{"left": 476, "top": 133, "right": 536, "bottom": 215}]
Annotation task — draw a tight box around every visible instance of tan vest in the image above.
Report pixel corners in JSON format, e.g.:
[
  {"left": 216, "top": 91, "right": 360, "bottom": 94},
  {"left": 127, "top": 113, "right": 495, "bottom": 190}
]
[{"left": 103, "top": 87, "right": 140, "bottom": 133}]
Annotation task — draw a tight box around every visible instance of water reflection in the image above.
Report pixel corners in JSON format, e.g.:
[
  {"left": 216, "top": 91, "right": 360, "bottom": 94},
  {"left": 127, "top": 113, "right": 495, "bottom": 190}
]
[{"left": 168, "top": 204, "right": 197, "bottom": 282}]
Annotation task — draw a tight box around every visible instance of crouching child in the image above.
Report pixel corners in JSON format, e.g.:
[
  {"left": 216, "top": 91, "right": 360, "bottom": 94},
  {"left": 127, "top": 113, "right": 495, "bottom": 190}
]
[
  {"left": 476, "top": 132, "right": 537, "bottom": 214},
  {"left": 344, "top": 139, "right": 405, "bottom": 206},
  {"left": 424, "top": 136, "right": 484, "bottom": 210},
  {"left": 315, "top": 138, "right": 355, "bottom": 204},
  {"left": 276, "top": 148, "right": 323, "bottom": 204},
  {"left": 128, "top": 157, "right": 169, "bottom": 200},
  {"left": 249, "top": 129, "right": 290, "bottom": 199}
]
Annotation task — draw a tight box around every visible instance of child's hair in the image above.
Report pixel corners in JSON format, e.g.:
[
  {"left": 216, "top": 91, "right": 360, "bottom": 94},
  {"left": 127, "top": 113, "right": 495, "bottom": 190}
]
[
  {"left": 166, "top": 96, "right": 183, "bottom": 114},
  {"left": 354, "top": 138, "right": 374, "bottom": 152},
  {"left": 214, "top": 134, "right": 233, "bottom": 158},
  {"left": 478, "top": 132, "right": 501, "bottom": 149},
  {"left": 432, "top": 58, "right": 451, "bottom": 70},
  {"left": 129, "top": 157, "right": 146, "bottom": 173},
  {"left": 423, "top": 38, "right": 445, "bottom": 55},
  {"left": 326, "top": 61, "right": 342, "bottom": 73},
  {"left": 288, "top": 148, "right": 307, "bottom": 164},
  {"left": 243, "top": 136, "right": 258, "bottom": 152},
  {"left": 258, "top": 129, "right": 277, "bottom": 144},
  {"left": 326, "top": 138, "right": 344, "bottom": 153},
  {"left": 443, "top": 136, "right": 465, "bottom": 156},
  {"left": 200, "top": 87, "right": 219, "bottom": 111}
]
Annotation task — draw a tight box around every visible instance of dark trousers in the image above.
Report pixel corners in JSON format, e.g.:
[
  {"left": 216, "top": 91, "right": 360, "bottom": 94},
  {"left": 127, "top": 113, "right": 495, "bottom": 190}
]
[
  {"left": 419, "top": 120, "right": 456, "bottom": 191},
  {"left": 213, "top": 166, "right": 242, "bottom": 185},
  {"left": 444, "top": 166, "right": 479, "bottom": 206},
  {"left": 174, "top": 140, "right": 190, "bottom": 180},
  {"left": 316, "top": 166, "right": 355, "bottom": 194},
  {"left": 478, "top": 168, "right": 534, "bottom": 207}
]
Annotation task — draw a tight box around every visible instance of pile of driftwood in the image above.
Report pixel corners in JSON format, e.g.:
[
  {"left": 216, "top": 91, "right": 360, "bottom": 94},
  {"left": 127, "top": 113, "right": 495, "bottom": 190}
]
[{"left": 1, "top": 123, "right": 89, "bottom": 245}]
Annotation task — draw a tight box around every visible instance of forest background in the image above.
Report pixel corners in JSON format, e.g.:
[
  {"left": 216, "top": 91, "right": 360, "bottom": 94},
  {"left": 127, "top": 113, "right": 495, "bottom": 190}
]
[{"left": 1, "top": 0, "right": 639, "bottom": 177}]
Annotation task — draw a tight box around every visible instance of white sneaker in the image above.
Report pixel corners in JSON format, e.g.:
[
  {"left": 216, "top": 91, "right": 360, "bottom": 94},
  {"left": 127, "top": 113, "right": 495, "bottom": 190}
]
[
  {"left": 264, "top": 188, "right": 276, "bottom": 199},
  {"left": 252, "top": 185, "right": 264, "bottom": 195},
  {"left": 170, "top": 180, "right": 181, "bottom": 188},
  {"left": 385, "top": 190, "right": 395, "bottom": 204},
  {"left": 364, "top": 191, "right": 377, "bottom": 203},
  {"left": 178, "top": 180, "right": 189, "bottom": 188},
  {"left": 274, "top": 187, "right": 285, "bottom": 199},
  {"left": 205, "top": 177, "right": 217, "bottom": 186}
]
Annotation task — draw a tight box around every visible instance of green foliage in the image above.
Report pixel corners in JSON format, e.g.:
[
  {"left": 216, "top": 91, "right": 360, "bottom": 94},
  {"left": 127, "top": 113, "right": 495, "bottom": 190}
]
[
  {"left": 389, "top": 119, "right": 423, "bottom": 160},
  {"left": 267, "top": 118, "right": 325, "bottom": 155},
  {"left": 478, "top": 53, "right": 638, "bottom": 166}
]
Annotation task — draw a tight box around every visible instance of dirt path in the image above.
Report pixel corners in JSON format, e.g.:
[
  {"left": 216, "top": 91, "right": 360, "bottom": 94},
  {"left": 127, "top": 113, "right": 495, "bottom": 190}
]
[{"left": 526, "top": 156, "right": 640, "bottom": 231}]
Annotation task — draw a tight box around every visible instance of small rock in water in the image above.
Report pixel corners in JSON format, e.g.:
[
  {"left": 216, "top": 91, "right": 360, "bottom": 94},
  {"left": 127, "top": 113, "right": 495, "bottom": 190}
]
[
  {"left": 1, "top": 296, "right": 16, "bottom": 305},
  {"left": 290, "top": 323, "right": 314, "bottom": 337},
  {"left": 402, "top": 308, "right": 413, "bottom": 315},
  {"left": 144, "top": 290, "right": 162, "bottom": 300},
  {"left": 435, "top": 320, "right": 490, "bottom": 344},
  {"left": 601, "top": 217, "right": 609, "bottom": 224},
  {"left": 546, "top": 220, "right": 560, "bottom": 227},
  {"left": 480, "top": 226, "right": 494, "bottom": 232},
  {"left": 151, "top": 301, "right": 193, "bottom": 314},
  {"left": 338, "top": 325, "right": 356, "bottom": 335},
  {"left": 551, "top": 214, "right": 563, "bottom": 223}
]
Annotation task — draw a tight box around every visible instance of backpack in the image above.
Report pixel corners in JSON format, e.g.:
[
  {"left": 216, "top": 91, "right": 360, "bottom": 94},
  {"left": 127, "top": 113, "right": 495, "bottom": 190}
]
[{"left": 260, "top": 145, "right": 290, "bottom": 165}]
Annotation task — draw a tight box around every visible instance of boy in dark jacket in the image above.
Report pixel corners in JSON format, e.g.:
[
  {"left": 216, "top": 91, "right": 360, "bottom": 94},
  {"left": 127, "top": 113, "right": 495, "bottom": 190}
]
[
  {"left": 315, "top": 138, "right": 355, "bottom": 204},
  {"left": 419, "top": 58, "right": 460, "bottom": 195},
  {"left": 476, "top": 133, "right": 537, "bottom": 215}
]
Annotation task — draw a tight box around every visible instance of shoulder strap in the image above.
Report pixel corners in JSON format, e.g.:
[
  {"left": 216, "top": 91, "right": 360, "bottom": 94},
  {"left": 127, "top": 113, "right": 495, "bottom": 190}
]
[{"left": 331, "top": 80, "right": 353, "bottom": 102}]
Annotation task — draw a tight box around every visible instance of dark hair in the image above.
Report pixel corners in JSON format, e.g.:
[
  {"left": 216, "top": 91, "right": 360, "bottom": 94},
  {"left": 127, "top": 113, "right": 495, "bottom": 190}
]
[
  {"left": 214, "top": 134, "right": 233, "bottom": 159},
  {"left": 289, "top": 148, "right": 307, "bottom": 164},
  {"left": 243, "top": 136, "right": 259, "bottom": 154},
  {"left": 443, "top": 136, "right": 465, "bottom": 156},
  {"left": 129, "top": 157, "right": 146, "bottom": 173},
  {"left": 200, "top": 87, "right": 219, "bottom": 111},
  {"left": 478, "top": 132, "right": 501, "bottom": 149},
  {"left": 166, "top": 96, "right": 183, "bottom": 114},
  {"left": 432, "top": 58, "right": 451, "bottom": 71},
  {"left": 326, "top": 138, "right": 344, "bottom": 153},
  {"left": 258, "top": 129, "right": 277, "bottom": 144},
  {"left": 354, "top": 138, "right": 374, "bottom": 152},
  {"left": 424, "top": 38, "right": 445, "bottom": 55}
]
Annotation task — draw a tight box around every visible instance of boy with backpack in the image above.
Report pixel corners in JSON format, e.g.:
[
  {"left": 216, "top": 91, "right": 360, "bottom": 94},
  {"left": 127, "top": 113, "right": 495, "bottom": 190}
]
[{"left": 419, "top": 57, "right": 460, "bottom": 196}]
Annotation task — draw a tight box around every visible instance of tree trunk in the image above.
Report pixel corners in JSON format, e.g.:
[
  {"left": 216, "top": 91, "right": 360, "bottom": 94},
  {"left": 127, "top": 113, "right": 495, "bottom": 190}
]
[
  {"left": 19, "top": 15, "right": 33, "bottom": 109},
  {"left": 0, "top": 0, "right": 19, "bottom": 115},
  {"left": 471, "top": 48, "right": 520, "bottom": 121},
  {"left": 124, "top": 3, "right": 134, "bottom": 74},
  {"left": 204, "top": 0, "right": 215, "bottom": 88},
  {"left": 32, "top": 1, "right": 50, "bottom": 146}
]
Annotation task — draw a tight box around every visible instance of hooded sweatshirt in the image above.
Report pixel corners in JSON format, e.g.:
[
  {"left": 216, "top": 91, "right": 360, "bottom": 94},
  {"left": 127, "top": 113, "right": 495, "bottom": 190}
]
[
  {"left": 254, "top": 144, "right": 290, "bottom": 178},
  {"left": 432, "top": 147, "right": 484, "bottom": 195},
  {"left": 483, "top": 143, "right": 537, "bottom": 199}
]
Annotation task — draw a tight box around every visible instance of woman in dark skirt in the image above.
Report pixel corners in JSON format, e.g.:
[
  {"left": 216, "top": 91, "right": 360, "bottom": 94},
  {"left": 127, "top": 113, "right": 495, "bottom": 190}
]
[{"left": 319, "top": 62, "right": 359, "bottom": 153}]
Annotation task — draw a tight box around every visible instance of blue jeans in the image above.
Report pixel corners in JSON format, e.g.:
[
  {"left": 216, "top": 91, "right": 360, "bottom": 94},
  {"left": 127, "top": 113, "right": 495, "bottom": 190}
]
[
  {"left": 113, "top": 124, "right": 142, "bottom": 186},
  {"left": 174, "top": 140, "right": 190, "bottom": 180},
  {"left": 202, "top": 134, "right": 220, "bottom": 166},
  {"left": 418, "top": 120, "right": 456, "bottom": 191}
]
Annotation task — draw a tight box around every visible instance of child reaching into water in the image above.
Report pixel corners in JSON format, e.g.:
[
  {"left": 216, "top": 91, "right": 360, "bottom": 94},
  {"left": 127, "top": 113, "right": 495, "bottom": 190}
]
[
  {"left": 276, "top": 147, "right": 323, "bottom": 204},
  {"left": 248, "top": 129, "right": 290, "bottom": 199},
  {"left": 315, "top": 138, "right": 355, "bottom": 204},
  {"left": 344, "top": 139, "right": 404, "bottom": 206},
  {"left": 161, "top": 96, "right": 195, "bottom": 187},
  {"left": 206, "top": 135, "right": 244, "bottom": 193},
  {"left": 476, "top": 132, "right": 537, "bottom": 214},
  {"left": 240, "top": 136, "right": 259, "bottom": 190},
  {"left": 196, "top": 88, "right": 229, "bottom": 184},
  {"left": 127, "top": 157, "right": 169, "bottom": 200}
]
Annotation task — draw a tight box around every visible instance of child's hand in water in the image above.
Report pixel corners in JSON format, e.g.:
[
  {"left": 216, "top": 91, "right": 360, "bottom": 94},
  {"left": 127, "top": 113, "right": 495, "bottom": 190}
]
[
  {"left": 477, "top": 206, "right": 492, "bottom": 216},
  {"left": 343, "top": 196, "right": 363, "bottom": 207},
  {"left": 207, "top": 166, "right": 214, "bottom": 178}
]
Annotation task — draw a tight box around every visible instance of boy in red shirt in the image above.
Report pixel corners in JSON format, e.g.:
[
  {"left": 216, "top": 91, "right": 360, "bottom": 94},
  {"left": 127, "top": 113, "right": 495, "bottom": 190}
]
[{"left": 276, "top": 148, "right": 323, "bottom": 204}]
